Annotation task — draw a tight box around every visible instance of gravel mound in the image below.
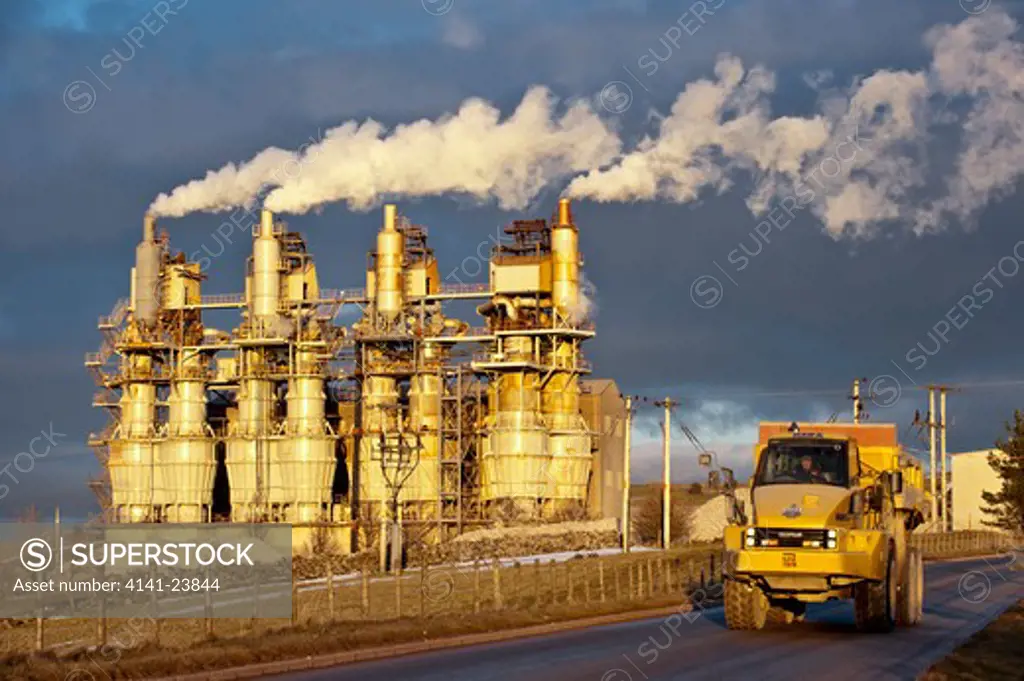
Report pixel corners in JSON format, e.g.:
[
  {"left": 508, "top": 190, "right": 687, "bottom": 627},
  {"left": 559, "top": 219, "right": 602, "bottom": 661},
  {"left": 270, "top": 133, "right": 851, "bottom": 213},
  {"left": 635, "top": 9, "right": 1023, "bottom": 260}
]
[{"left": 688, "top": 489, "right": 751, "bottom": 542}]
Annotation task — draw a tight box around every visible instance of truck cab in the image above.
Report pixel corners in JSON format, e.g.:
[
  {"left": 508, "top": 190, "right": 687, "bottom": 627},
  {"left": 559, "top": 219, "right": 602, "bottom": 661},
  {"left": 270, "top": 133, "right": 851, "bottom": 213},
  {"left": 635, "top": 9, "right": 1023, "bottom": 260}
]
[{"left": 723, "top": 422, "right": 927, "bottom": 632}]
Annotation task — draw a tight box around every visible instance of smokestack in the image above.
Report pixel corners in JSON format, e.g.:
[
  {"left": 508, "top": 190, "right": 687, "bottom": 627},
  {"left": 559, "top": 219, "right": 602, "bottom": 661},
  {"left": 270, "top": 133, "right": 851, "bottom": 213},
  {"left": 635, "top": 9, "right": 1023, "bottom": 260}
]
[
  {"left": 259, "top": 208, "right": 275, "bottom": 240},
  {"left": 134, "top": 214, "right": 161, "bottom": 324},
  {"left": 143, "top": 213, "right": 156, "bottom": 242},
  {"left": 252, "top": 209, "right": 282, "bottom": 323},
  {"left": 375, "top": 204, "right": 405, "bottom": 316},
  {"left": 551, "top": 200, "right": 580, "bottom": 320},
  {"left": 557, "top": 198, "right": 573, "bottom": 227}
]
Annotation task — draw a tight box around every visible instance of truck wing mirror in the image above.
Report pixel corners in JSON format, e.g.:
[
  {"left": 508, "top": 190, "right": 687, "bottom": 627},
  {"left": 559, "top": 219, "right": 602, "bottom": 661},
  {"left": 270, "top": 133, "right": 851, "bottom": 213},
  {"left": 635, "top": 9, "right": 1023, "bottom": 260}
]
[
  {"left": 722, "top": 467, "right": 736, "bottom": 488},
  {"left": 865, "top": 487, "right": 884, "bottom": 512}
]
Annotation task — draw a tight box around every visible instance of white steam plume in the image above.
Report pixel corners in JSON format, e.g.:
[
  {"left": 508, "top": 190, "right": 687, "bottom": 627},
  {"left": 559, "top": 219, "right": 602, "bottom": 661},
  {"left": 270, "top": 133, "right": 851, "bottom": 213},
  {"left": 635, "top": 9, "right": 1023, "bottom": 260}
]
[
  {"left": 568, "top": 10, "right": 1024, "bottom": 238},
  {"left": 568, "top": 272, "right": 598, "bottom": 324},
  {"left": 149, "top": 87, "right": 621, "bottom": 217},
  {"left": 152, "top": 11, "right": 1024, "bottom": 240}
]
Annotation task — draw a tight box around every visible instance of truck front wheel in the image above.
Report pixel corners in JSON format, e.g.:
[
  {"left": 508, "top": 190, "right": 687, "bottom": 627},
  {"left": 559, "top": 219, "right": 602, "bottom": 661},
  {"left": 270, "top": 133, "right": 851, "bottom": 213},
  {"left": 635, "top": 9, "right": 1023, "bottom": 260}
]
[
  {"left": 855, "top": 550, "right": 896, "bottom": 633},
  {"left": 724, "top": 579, "right": 768, "bottom": 631}
]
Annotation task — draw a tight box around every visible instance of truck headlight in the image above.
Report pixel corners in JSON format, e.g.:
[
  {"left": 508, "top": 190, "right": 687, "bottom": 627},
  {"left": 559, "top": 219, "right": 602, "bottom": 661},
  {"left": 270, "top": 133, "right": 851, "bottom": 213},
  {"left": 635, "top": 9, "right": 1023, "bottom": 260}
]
[
  {"left": 745, "top": 536, "right": 755, "bottom": 547},
  {"left": 745, "top": 527, "right": 756, "bottom": 547},
  {"left": 746, "top": 527, "right": 756, "bottom": 536},
  {"left": 826, "top": 529, "right": 838, "bottom": 548}
]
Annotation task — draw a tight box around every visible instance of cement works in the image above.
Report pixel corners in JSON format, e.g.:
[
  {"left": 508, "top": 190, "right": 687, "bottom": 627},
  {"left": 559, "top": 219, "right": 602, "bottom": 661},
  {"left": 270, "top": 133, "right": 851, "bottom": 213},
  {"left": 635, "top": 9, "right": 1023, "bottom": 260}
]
[{"left": 85, "top": 199, "right": 627, "bottom": 553}]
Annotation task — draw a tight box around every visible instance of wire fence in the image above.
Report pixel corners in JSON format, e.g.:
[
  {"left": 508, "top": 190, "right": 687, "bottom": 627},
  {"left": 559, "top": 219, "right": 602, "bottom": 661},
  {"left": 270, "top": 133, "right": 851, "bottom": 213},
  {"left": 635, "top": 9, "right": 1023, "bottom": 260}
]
[
  {"left": 1, "top": 546, "right": 722, "bottom": 657},
  {"left": 2, "top": 530, "right": 1017, "bottom": 660},
  {"left": 911, "top": 529, "right": 1022, "bottom": 559}
]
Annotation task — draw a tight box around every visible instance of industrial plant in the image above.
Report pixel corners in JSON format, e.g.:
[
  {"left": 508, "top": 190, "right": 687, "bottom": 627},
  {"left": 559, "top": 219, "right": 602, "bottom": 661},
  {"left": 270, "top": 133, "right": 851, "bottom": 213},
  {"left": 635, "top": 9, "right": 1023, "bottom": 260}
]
[{"left": 85, "top": 199, "right": 626, "bottom": 552}]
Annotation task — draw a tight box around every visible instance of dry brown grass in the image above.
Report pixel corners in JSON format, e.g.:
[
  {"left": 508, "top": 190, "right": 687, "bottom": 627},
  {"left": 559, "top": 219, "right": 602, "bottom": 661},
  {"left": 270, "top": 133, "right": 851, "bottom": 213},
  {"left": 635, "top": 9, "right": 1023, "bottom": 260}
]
[
  {"left": 5, "top": 596, "right": 696, "bottom": 681},
  {"left": 921, "top": 600, "right": 1024, "bottom": 680},
  {"left": 1, "top": 546, "right": 724, "bottom": 680}
]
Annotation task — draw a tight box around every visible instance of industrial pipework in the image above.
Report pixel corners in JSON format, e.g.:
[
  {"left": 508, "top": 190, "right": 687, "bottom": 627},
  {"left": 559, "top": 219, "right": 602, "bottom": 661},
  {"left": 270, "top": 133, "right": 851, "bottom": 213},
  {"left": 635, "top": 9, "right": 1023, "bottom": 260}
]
[{"left": 87, "top": 198, "right": 612, "bottom": 551}]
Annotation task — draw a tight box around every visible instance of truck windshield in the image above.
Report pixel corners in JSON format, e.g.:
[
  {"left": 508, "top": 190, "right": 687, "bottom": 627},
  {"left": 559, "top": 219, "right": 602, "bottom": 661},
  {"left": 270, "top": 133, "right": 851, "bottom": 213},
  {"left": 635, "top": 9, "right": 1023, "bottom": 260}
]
[{"left": 754, "top": 440, "right": 850, "bottom": 487}]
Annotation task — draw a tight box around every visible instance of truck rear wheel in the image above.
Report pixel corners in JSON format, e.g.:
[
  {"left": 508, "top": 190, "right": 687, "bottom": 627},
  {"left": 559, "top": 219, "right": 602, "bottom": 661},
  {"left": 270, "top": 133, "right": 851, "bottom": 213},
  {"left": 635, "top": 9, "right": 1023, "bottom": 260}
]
[
  {"left": 725, "top": 579, "right": 768, "bottom": 631},
  {"left": 898, "top": 547, "right": 921, "bottom": 626},
  {"left": 855, "top": 550, "right": 896, "bottom": 633}
]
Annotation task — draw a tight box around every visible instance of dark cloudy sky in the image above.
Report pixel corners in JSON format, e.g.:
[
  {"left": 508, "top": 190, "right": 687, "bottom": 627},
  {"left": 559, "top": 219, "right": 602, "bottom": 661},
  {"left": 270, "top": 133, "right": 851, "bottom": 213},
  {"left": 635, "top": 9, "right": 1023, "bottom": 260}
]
[{"left": 3, "top": 0, "right": 1024, "bottom": 518}]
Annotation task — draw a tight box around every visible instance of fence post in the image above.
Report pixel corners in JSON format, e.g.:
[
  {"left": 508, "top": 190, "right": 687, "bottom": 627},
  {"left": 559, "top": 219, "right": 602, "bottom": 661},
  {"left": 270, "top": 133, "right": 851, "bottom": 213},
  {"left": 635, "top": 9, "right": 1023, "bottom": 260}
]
[
  {"left": 205, "top": 568, "right": 214, "bottom": 637},
  {"left": 327, "top": 564, "right": 335, "bottom": 621},
  {"left": 628, "top": 561, "right": 635, "bottom": 600},
  {"left": 534, "top": 559, "right": 541, "bottom": 608},
  {"left": 97, "top": 596, "right": 107, "bottom": 646},
  {"left": 584, "top": 563, "right": 592, "bottom": 604},
  {"left": 420, "top": 562, "right": 427, "bottom": 617},
  {"left": 567, "top": 562, "right": 575, "bottom": 604},
  {"left": 473, "top": 559, "right": 481, "bottom": 614},
  {"left": 249, "top": 570, "right": 259, "bottom": 632},
  {"left": 514, "top": 562, "right": 522, "bottom": 609},
  {"left": 394, "top": 569, "right": 402, "bottom": 619},
  {"left": 646, "top": 559, "right": 654, "bottom": 598},
  {"left": 361, "top": 569, "right": 370, "bottom": 619},
  {"left": 548, "top": 560, "right": 556, "bottom": 605},
  {"left": 614, "top": 562, "right": 621, "bottom": 601},
  {"left": 35, "top": 614, "right": 43, "bottom": 652},
  {"left": 599, "top": 562, "right": 606, "bottom": 604},
  {"left": 291, "top": 571, "right": 298, "bottom": 626},
  {"left": 661, "top": 558, "right": 669, "bottom": 593},
  {"left": 492, "top": 559, "right": 503, "bottom": 610}
]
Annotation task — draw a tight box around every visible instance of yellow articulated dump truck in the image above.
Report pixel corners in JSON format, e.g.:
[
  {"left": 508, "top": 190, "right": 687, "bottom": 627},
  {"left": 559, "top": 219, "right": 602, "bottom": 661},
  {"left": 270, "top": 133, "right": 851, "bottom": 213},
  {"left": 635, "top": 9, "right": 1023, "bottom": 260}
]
[{"left": 723, "top": 421, "right": 929, "bottom": 632}]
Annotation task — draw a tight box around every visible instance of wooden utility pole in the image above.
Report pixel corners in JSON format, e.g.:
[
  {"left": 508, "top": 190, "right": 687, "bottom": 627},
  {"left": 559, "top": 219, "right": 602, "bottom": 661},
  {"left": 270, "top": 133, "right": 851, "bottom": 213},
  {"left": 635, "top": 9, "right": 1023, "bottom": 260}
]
[
  {"left": 940, "top": 388, "right": 948, "bottom": 531},
  {"left": 928, "top": 387, "right": 938, "bottom": 525},
  {"left": 852, "top": 378, "right": 863, "bottom": 423},
  {"left": 655, "top": 398, "right": 677, "bottom": 549},
  {"left": 622, "top": 395, "right": 633, "bottom": 553}
]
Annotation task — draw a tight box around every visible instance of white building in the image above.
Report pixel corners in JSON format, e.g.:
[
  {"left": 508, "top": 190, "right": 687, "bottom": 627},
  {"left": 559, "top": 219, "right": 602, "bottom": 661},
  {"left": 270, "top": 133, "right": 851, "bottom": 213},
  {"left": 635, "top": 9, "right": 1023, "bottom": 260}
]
[{"left": 951, "top": 449, "right": 1004, "bottom": 531}]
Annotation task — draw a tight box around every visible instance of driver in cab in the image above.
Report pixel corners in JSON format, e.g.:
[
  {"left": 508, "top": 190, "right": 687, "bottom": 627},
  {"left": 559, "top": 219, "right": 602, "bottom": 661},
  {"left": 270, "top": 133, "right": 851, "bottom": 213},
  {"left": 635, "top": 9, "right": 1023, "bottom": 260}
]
[{"left": 794, "top": 454, "right": 827, "bottom": 483}]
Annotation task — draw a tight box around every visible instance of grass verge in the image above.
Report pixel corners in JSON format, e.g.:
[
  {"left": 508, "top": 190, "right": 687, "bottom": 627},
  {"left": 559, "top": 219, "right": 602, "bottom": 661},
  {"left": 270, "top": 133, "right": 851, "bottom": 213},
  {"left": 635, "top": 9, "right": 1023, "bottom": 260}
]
[
  {"left": 921, "top": 600, "right": 1024, "bottom": 681},
  {"left": 3, "top": 595, "right": 702, "bottom": 680}
]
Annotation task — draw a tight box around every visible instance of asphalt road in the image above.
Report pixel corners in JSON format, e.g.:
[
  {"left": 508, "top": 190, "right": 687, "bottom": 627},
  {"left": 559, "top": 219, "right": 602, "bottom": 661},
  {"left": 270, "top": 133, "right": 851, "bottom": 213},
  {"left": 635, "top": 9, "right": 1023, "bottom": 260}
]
[{"left": 276, "top": 556, "right": 1022, "bottom": 681}]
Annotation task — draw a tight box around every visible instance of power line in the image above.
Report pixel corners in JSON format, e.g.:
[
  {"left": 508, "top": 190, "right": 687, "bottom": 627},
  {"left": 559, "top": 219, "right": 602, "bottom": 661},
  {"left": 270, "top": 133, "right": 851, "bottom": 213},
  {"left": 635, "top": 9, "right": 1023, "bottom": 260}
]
[{"left": 625, "top": 377, "right": 1024, "bottom": 404}]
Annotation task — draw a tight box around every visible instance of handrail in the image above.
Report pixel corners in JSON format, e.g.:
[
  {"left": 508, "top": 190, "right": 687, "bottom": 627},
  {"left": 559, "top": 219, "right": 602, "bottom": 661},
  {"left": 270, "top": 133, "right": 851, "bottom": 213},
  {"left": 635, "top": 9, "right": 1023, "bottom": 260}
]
[{"left": 200, "top": 293, "right": 245, "bottom": 305}]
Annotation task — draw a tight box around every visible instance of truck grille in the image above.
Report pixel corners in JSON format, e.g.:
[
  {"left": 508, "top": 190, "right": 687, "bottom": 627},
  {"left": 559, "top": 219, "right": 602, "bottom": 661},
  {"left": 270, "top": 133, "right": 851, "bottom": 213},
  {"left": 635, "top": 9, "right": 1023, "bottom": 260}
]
[{"left": 754, "top": 528, "right": 828, "bottom": 548}]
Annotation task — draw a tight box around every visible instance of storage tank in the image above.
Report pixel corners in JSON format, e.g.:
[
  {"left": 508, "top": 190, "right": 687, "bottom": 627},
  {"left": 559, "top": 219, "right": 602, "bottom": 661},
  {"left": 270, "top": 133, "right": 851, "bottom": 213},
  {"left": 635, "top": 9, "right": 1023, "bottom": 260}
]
[
  {"left": 109, "top": 353, "right": 158, "bottom": 522},
  {"left": 160, "top": 349, "right": 215, "bottom": 522},
  {"left": 405, "top": 351, "right": 442, "bottom": 506},
  {"left": 480, "top": 337, "right": 549, "bottom": 512},
  {"left": 358, "top": 373, "right": 400, "bottom": 509},
  {"left": 543, "top": 343, "right": 591, "bottom": 508},
  {"left": 227, "top": 348, "right": 275, "bottom": 521},
  {"left": 279, "top": 348, "right": 334, "bottom": 522}
]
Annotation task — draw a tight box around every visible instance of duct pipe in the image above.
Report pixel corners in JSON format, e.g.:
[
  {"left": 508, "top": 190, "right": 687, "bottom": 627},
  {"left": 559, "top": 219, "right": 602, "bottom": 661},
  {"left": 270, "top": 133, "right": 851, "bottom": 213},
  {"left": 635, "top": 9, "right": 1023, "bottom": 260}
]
[{"left": 476, "top": 295, "right": 519, "bottom": 322}]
